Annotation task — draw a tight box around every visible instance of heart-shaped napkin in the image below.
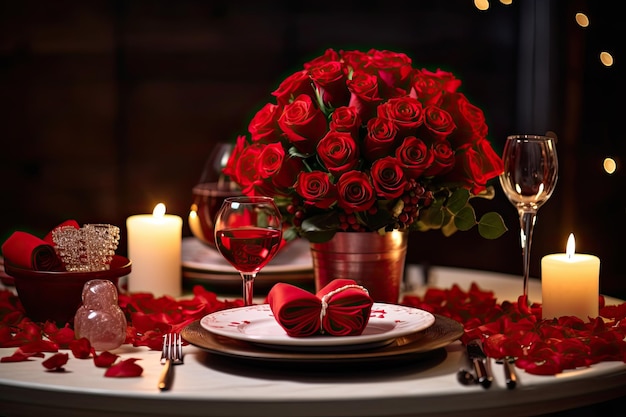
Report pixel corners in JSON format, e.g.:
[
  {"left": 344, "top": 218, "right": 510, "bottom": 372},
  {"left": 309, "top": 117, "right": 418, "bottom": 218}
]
[
  {"left": 1, "top": 220, "right": 79, "bottom": 271},
  {"left": 267, "top": 278, "right": 374, "bottom": 337}
]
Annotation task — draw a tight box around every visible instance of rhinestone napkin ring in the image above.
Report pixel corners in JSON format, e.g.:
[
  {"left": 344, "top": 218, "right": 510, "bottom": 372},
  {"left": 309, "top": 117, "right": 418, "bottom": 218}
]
[{"left": 52, "top": 224, "right": 120, "bottom": 272}]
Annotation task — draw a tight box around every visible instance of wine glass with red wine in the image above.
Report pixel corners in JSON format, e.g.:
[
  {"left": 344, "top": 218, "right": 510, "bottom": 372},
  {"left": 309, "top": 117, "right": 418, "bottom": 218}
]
[{"left": 214, "top": 196, "right": 283, "bottom": 305}]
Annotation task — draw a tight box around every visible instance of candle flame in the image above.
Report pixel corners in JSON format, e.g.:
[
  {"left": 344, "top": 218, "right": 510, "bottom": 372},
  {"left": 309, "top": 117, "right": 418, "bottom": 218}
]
[
  {"left": 566, "top": 233, "right": 576, "bottom": 259},
  {"left": 153, "top": 203, "right": 166, "bottom": 218}
]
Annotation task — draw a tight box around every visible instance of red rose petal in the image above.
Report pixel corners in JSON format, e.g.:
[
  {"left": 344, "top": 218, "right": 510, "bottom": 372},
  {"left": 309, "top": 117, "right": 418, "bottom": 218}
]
[
  {"left": 70, "top": 337, "right": 92, "bottom": 359},
  {"left": 1, "top": 349, "right": 45, "bottom": 362},
  {"left": 93, "top": 350, "right": 119, "bottom": 368},
  {"left": 42, "top": 352, "right": 69, "bottom": 370},
  {"left": 104, "top": 358, "right": 143, "bottom": 378}
]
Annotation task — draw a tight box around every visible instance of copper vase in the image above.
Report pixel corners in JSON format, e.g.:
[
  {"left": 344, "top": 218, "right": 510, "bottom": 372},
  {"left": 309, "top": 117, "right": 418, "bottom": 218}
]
[{"left": 309, "top": 230, "right": 408, "bottom": 303}]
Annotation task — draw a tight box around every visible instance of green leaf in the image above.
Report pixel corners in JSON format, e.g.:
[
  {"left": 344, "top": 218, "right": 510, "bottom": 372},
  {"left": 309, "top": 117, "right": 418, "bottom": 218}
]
[
  {"left": 359, "top": 208, "right": 394, "bottom": 231},
  {"left": 282, "top": 227, "right": 299, "bottom": 241},
  {"left": 301, "top": 230, "right": 337, "bottom": 243},
  {"left": 454, "top": 205, "right": 477, "bottom": 231},
  {"left": 418, "top": 205, "right": 445, "bottom": 229},
  {"left": 477, "top": 212, "right": 508, "bottom": 239},
  {"left": 446, "top": 188, "right": 470, "bottom": 214},
  {"left": 300, "top": 212, "right": 341, "bottom": 233},
  {"left": 441, "top": 216, "right": 459, "bottom": 237}
]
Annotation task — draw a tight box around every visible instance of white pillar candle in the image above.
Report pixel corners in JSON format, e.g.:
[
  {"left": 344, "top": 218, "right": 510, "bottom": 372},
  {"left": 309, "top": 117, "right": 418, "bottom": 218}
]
[
  {"left": 541, "top": 233, "right": 600, "bottom": 320},
  {"left": 126, "top": 203, "right": 183, "bottom": 297}
]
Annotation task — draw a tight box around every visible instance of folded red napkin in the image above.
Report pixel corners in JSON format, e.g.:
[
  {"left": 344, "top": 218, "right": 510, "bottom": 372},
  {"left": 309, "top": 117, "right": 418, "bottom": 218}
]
[
  {"left": 1, "top": 220, "right": 79, "bottom": 271},
  {"left": 267, "top": 279, "right": 374, "bottom": 337}
]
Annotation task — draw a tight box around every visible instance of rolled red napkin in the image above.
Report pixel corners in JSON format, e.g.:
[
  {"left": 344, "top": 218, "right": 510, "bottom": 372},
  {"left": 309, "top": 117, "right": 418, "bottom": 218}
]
[
  {"left": 267, "top": 278, "right": 374, "bottom": 337},
  {"left": 1, "top": 220, "right": 78, "bottom": 271},
  {"left": 1, "top": 231, "right": 63, "bottom": 271}
]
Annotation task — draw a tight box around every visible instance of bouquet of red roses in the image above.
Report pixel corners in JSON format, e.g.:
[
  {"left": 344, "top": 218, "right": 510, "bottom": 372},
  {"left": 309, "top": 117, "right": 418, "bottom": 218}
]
[{"left": 224, "top": 48, "right": 507, "bottom": 243}]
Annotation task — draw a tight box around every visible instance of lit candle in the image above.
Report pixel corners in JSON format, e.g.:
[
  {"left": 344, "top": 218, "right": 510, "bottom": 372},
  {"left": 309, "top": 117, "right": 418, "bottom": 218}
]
[
  {"left": 541, "top": 234, "right": 600, "bottom": 320},
  {"left": 126, "top": 203, "right": 183, "bottom": 297}
]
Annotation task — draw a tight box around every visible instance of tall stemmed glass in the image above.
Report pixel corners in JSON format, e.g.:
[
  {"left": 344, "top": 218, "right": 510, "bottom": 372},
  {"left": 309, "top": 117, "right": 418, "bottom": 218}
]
[
  {"left": 214, "top": 196, "right": 283, "bottom": 306},
  {"left": 499, "top": 134, "right": 558, "bottom": 301}
]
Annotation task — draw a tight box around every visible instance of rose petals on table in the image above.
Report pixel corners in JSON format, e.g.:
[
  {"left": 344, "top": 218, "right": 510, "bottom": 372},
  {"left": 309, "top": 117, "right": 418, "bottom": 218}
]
[
  {"left": 93, "top": 351, "right": 119, "bottom": 368},
  {"left": 267, "top": 278, "right": 373, "bottom": 337},
  {"left": 104, "top": 358, "right": 143, "bottom": 377},
  {"left": 0, "top": 349, "right": 45, "bottom": 362},
  {"left": 42, "top": 352, "right": 69, "bottom": 371}
]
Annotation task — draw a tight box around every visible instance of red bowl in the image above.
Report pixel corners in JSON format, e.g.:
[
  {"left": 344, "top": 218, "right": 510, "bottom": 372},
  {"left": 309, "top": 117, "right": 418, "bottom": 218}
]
[{"left": 4, "top": 255, "right": 131, "bottom": 325}]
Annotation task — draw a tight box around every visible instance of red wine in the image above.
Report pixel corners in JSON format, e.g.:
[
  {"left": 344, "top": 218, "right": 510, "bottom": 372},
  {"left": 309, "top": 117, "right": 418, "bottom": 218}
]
[{"left": 215, "top": 227, "right": 282, "bottom": 273}]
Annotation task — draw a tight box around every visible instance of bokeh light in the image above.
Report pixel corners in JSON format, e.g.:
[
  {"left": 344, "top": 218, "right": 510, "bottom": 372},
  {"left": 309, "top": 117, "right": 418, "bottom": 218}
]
[
  {"left": 600, "top": 51, "right": 614, "bottom": 67},
  {"left": 603, "top": 158, "right": 617, "bottom": 174},
  {"left": 474, "top": 0, "right": 490, "bottom": 11},
  {"left": 575, "top": 12, "right": 589, "bottom": 28}
]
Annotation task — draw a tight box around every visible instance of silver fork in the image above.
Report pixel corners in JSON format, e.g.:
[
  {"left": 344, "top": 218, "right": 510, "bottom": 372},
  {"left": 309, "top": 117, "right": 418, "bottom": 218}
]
[{"left": 158, "top": 333, "right": 184, "bottom": 391}]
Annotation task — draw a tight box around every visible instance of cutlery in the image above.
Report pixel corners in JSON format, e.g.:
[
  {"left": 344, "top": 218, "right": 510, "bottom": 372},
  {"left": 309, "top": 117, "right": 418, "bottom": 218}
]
[
  {"left": 466, "top": 339, "right": 493, "bottom": 389},
  {"left": 501, "top": 357, "right": 517, "bottom": 390},
  {"left": 158, "top": 333, "right": 184, "bottom": 391}
]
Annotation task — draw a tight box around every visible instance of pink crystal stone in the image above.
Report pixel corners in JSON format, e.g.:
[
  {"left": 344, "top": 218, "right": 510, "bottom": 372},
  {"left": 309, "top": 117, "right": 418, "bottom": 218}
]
[{"left": 74, "top": 279, "right": 127, "bottom": 351}]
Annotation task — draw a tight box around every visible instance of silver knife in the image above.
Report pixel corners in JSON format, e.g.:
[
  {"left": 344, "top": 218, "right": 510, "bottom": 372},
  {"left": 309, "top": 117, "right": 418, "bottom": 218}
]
[{"left": 467, "top": 339, "right": 493, "bottom": 389}]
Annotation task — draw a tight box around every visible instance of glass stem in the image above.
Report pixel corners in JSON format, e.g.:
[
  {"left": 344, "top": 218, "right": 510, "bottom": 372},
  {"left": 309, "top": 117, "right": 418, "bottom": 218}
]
[
  {"left": 519, "top": 209, "right": 537, "bottom": 303},
  {"left": 240, "top": 273, "right": 256, "bottom": 306}
]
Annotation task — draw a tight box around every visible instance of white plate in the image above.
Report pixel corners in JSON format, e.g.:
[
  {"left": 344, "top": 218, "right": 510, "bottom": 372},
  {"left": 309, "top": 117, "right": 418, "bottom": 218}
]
[
  {"left": 200, "top": 303, "right": 435, "bottom": 348},
  {"left": 182, "top": 237, "right": 313, "bottom": 274}
]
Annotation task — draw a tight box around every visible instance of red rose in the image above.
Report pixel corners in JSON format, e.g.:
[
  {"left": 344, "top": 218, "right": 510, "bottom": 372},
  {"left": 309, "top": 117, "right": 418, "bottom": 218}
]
[
  {"left": 440, "top": 92, "right": 488, "bottom": 146},
  {"left": 272, "top": 155, "right": 305, "bottom": 196},
  {"left": 412, "top": 68, "right": 462, "bottom": 106},
  {"left": 367, "top": 49, "right": 413, "bottom": 97},
  {"left": 224, "top": 136, "right": 263, "bottom": 194},
  {"left": 347, "top": 71, "right": 382, "bottom": 122},
  {"left": 304, "top": 48, "right": 340, "bottom": 68},
  {"left": 309, "top": 61, "right": 350, "bottom": 108},
  {"left": 336, "top": 171, "right": 376, "bottom": 212},
  {"left": 340, "top": 50, "right": 370, "bottom": 72},
  {"left": 317, "top": 131, "right": 359, "bottom": 176},
  {"left": 363, "top": 117, "right": 398, "bottom": 161},
  {"left": 257, "top": 142, "right": 284, "bottom": 179},
  {"left": 420, "top": 105, "right": 456, "bottom": 142},
  {"left": 278, "top": 94, "right": 328, "bottom": 154},
  {"left": 295, "top": 171, "right": 337, "bottom": 209},
  {"left": 423, "top": 140, "right": 455, "bottom": 177},
  {"left": 395, "top": 136, "right": 434, "bottom": 178},
  {"left": 443, "top": 138, "right": 504, "bottom": 194},
  {"left": 223, "top": 135, "right": 247, "bottom": 180},
  {"left": 376, "top": 96, "right": 424, "bottom": 136},
  {"left": 272, "top": 70, "right": 314, "bottom": 106},
  {"left": 371, "top": 156, "right": 408, "bottom": 199},
  {"left": 329, "top": 106, "right": 361, "bottom": 139},
  {"left": 248, "top": 103, "right": 282, "bottom": 143}
]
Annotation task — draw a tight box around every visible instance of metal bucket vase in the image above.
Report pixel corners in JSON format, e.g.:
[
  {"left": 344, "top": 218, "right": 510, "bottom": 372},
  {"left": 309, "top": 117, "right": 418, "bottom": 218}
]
[{"left": 309, "top": 230, "right": 408, "bottom": 303}]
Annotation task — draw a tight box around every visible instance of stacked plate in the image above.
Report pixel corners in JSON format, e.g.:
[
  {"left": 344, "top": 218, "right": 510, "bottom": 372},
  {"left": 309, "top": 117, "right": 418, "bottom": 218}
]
[
  {"left": 181, "top": 237, "right": 314, "bottom": 293},
  {"left": 182, "top": 303, "right": 464, "bottom": 366}
]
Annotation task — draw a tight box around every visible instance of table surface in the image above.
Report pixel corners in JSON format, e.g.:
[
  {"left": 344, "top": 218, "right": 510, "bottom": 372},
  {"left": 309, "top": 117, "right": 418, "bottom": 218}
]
[{"left": 1, "top": 266, "right": 625, "bottom": 417}]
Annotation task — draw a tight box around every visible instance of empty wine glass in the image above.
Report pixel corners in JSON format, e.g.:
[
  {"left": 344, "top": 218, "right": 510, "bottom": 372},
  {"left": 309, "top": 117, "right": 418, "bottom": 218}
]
[
  {"left": 214, "top": 196, "right": 283, "bottom": 305},
  {"left": 499, "top": 134, "right": 558, "bottom": 301}
]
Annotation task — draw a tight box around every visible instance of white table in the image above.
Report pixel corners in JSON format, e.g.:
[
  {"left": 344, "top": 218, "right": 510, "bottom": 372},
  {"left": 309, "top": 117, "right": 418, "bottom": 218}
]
[{"left": 1, "top": 267, "right": 625, "bottom": 417}]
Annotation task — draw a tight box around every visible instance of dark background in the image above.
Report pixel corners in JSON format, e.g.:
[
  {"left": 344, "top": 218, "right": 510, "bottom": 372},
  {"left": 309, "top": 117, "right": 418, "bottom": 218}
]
[{"left": 1, "top": 0, "right": 624, "bottom": 299}]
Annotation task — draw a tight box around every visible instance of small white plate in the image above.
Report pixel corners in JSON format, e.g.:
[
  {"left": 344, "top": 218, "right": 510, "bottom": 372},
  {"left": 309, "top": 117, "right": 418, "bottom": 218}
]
[
  {"left": 200, "top": 303, "right": 435, "bottom": 348},
  {"left": 182, "top": 237, "right": 313, "bottom": 274}
]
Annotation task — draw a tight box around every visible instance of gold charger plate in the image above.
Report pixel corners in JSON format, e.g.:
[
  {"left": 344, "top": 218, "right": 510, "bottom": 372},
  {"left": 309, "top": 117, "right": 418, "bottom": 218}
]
[{"left": 181, "top": 314, "right": 463, "bottom": 365}]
